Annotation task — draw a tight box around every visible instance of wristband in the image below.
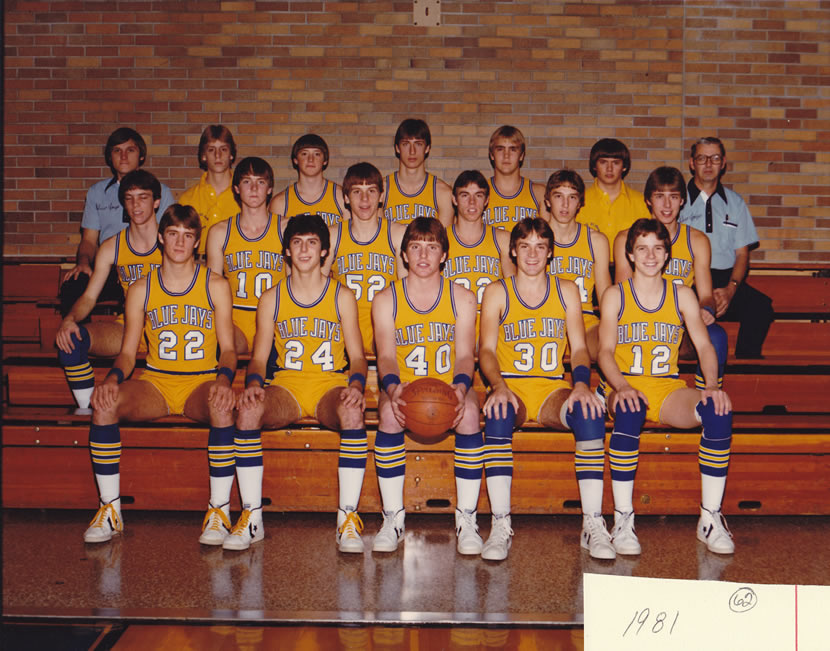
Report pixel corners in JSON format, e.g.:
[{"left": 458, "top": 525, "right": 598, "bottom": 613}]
[
  {"left": 453, "top": 373, "right": 472, "bottom": 392},
  {"left": 572, "top": 365, "right": 591, "bottom": 386},
  {"left": 381, "top": 373, "right": 401, "bottom": 392},
  {"left": 702, "top": 305, "right": 716, "bottom": 317},
  {"left": 348, "top": 372, "right": 366, "bottom": 391},
  {"left": 216, "top": 366, "right": 235, "bottom": 383},
  {"left": 106, "top": 367, "right": 125, "bottom": 385},
  {"left": 245, "top": 373, "right": 264, "bottom": 388}
]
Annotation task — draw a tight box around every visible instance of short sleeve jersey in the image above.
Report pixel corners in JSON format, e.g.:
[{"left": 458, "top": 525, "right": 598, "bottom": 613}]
[
  {"left": 549, "top": 223, "right": 597, "bottom": 319},
  {"left": 482, "top": 177, "right": 540, "bottom": 227},
  {"left": 614, "top": 279, "right": 685, "bottom": 380},
  {"left": 272, "top": 277, "right": 347, "bottom": 375},
  {"left": 664, "top": 223, "right": 695, "bottom": 288},
  {"left": 330, "top": 219, "right": 398, "bottom": 353},
  {"left": 143, "top": 264, "right": 217, "bottom": 375},
  {"left": 392, "top": 278, "right": 458, "bottom": 383},
  {"left": 281, "top": 181, "right": 345, "bottom": 227},
  {"left": 383, "top": 172, "right": 439, "bottom": 224},
  {"left": 222, "top": 214, "right": 286, "bottom": 314},
  {"left": 496, "top": 276, "right": 568, "bottom": 381},
  {"left": 113, "top": 227, "right": 162, "bottom": 293},
  {"left": 443, "top": 224, "right": 505, "bottom": 307}
]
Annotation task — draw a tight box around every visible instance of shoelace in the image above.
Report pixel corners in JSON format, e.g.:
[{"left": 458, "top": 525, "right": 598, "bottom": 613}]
[
  {"left": 613, "top": 510, "right": 635, "bottom": 535},
  {"left": 706, "top": 509, "right": 733, "bottom": 539},
  {"left": 585, "top": 516, "right": 608, "bottom": 540},
  {"left": 338, "top": 511, "right": 364, "bottom": 539},
  {"left": 89, "top": 502, "right": 122, "bottom": 532},
  {"left": 491, "top": 519, "right": 513, "bottom": 543},
  {"left": 202, "top": 506, "right": 231, "bottom": 533},
  {"left": 229, "top": 509, "right": 252, "bottom": 536},
  {"left": 457, "top": 510, "right": 478, "bottom": 535}
]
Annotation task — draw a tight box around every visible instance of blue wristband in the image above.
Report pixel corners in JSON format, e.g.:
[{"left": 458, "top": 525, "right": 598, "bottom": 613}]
[
  {"left": 216, "top": 366, "right": 235, "bottom": 383},
  {"left": 453, "top": 373, "right": 472, "bottom": 392},
  {"left": 572, "top": 365, "right": 591, "bottom": 386},
  {"left": 702, "top": 305, "right": 716, "bottom": 317},
  {"left": 106, "top": 367, "right": 124, "bottom": 384},
  {"left": 245, "top": 373, "right": 264, "bottom": 388},
  {"left": 349, "top": 373, "right": 366, "bottom": 391},
  {"left": 381, "top": 373, "right": 401, "bottom": 392}
]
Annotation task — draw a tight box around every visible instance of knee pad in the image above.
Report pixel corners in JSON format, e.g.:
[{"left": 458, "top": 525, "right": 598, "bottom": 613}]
[
  {"left": 57, "top": 325, "right": 91, "bottom": 366},
  {"left": 696, "top": 400, "right": 732, "bottom": 440},
  {"left": 565, "top": 402, "right": 606, "bottom": 442},
  {"left": 485, "top": 402, "right": 515, "bottom": 442},
  {"left": 613, "top": 398, "right": 647, "bottom": 435}
]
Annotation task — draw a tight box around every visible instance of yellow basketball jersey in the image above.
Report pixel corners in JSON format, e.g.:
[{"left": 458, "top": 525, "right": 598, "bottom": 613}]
[
  {"left": 144, "top": 264, "right": 218, "bottom": 376},
  {"left": 392, "top": 278, "right": 458, "bottom": 383},
  {"left": 382, "top": 172, "right": 439, "bottom": 224},
  {"left": 549, "top": 223, "right": 597, "bottom": 320},
  {"left": 272, "top": 277, "right": 348, "bottom": 374},
  {"left": 444, "top": 223, "right": 504, "bottom": 307},
  {"left": 281, "top": 180, "right": 344, "bottom": 227},
  {"left": 614, "top": 279, "right": 685, "bottom": 379},
  {"left": 113, "top": 227, "right": 162, "bottom": 294},
  {"left": 331, "top": 219, "right": 398, "bottom": 353},
  {"left": 482, "top": 176, "right": 540, "bottom": 227},
  {"left": 222, "top": 214, "right": 286, "bottom": 315},
  {"left": 664, "top": 223, "right": 695, "bottom": 288},
  {"left": 496, "top": 276, "right": 568, "bottom": 381}
]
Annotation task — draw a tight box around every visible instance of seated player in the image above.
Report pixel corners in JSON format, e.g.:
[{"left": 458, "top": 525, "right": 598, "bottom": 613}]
[
  {"left": 544, "top": 170, "right": 611, "bottom": 360},
  {"left": 56, "top": 170, "right": 164, "bottom": 412},
  {"left": 236, "top": 214, "right": 368, "bottom": 552},
  {"left": 206, "top": 156, "right": 286, "bottom": 354},
  {"left": 82, "top": 204, "right": 238, "bottom": 546},
  {"left": 482, "top": 125, "right": 548, "bottom": 227},
  {"left": 613, "top": 167, "right": 728, "bottom": 390},
  {"left": 479, "top": 218, "right": 607, "bottom": 560},
  {"left": 269, "top": 133, "right": 346, "bottom": 226},
  {"left": 443, "top": 170, "right": 515, "bottom": 311},
  {"left": 325, "top": 162, "right": 406, "bottom": 355},
  {"left": 383, "top": 118, "right": 453, "bottom": 227},
  {"left": 598, "top": 218, "right": 734, "bottom": 555},
  {"left": 371, "top": 218, "right": 481, "bottom": 555},
  {"left": 179, "top": 124, "right": 240, "bottom": 257}
]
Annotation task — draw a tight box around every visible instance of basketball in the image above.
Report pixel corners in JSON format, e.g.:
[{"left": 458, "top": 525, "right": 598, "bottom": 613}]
[{"left": 400, "top": 378, "right": 458, "bottom": 442}]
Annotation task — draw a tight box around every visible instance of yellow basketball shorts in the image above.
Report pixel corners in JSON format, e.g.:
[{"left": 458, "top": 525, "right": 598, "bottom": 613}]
[
  {"left": 268, "top": 370, "right": 349, "bottom": 419},
  {"left": 502, "top": 376, "right": 570, "bottom": 424},
  {"left": 616, "top": 375, "right": 688, "bottom": 423},
  {"left": 232, "top": 307, "right": 257, "bottom": 352},
  {"left": 140, "top": 369, "right": 215, "bottom": 415}
]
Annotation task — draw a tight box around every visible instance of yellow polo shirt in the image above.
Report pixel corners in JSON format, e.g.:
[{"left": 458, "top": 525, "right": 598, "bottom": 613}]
[
  {"left": 577, "top": 179, "right": 650, "bottom": 262},
  {"left": 179, "top": 172, "right": 240, "bottom": 255}
]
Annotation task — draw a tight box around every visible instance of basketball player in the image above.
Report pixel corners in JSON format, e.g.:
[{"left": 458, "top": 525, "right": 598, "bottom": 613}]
[
  {"left": 443, "top": 170, "right": 515, "bottom": 310},
  {"left": 206, "top": 157, "right": 286, "bottom": 355},
  {"left": 371, "top": 218, "right": 481, "bottom": 554},
  {"left": 179, "top": 124, "right": 239, "bottom": 256},
  {"left": 56, "top": 170, "right": 164, "bottom": 412},
  {"left": 325, "top": 162, "right": 406, "bottom": 355},
  {"left": 544, "top": 169, "right": 611, "bottom": 360},
  {"left": 82, "top": 204, "right": 239, "bottom": 547},
  {"left": 382, "top": 119, "right": 453, "bottom": 227},
  {"left": 613, "top": 167, "right": 728, "bottom": 391},
  {"left": 236, "top": 214, "right": 368, "bottom": 552},
  {"left": 482, "top": 125, "right": 548, "bottom": 227},
  {"left": 598, "top": 218, "right": 734, "bottom": 555},
  {"left": 479, "top": 218, "right": 607, "bottom": 560},
  {"left": 269, "top": 133, "right": 346, "bottom": 226}
]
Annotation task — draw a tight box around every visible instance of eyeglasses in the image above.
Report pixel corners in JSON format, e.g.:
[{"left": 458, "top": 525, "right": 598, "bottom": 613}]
[{"left": 694, "top": 154, "right": 723, "bottom": 165}]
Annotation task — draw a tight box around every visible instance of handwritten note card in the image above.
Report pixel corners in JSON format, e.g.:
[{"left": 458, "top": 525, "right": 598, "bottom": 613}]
[{"left": 584, "top": 574, "right": 829, "bottom": 651}]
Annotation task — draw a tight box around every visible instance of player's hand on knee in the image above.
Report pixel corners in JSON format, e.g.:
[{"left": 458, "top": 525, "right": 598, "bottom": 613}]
[
  {"left": 700, "top": 308, "right": 716, "bottom": 326},
  {"left": 340, "top": 386, "right": 365, "bottom": 411},
  {"left": 91, "top": 381, "right": 119, "bottom": 412},
  {"left": 611, "top": 384, "right": 647, "bottom": 414},
  {"left": 483, "top": 385, "right": 518, "bottom": 420},
  {"left": 209, "top": 382, "right": 236, "bottom": 412},
  {"left": 700, "top": 388, "right": 731, "bottom": 416},
  {"left": 237, "top": 386, "right": 265, "bottom": 411},
  {"left": 387, "top": 382, "right": 407, "bottom": 428},
  {"left": 56, "top": 319, "right": 82, "bottom": 354},
  {"left": 568, "top": 384, "right": 605, "bottom": 419},
  {"left": 450, "top": 384, "right": 468, "bottom": 428}
]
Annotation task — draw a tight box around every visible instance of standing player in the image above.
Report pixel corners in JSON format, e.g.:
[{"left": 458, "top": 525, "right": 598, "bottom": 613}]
[
  {"left": 325, "top": 162, "right": 406, "bottom": 355},
  {"left": 443, "top": 170, "right": 515, "bottom": 310},
  {"left": 269, "top": 133, "right": 346, "bottom": 227},
  {"left": 56, "top": 170, "right": 164, "bottom": 411},
  {"left": 544, "top": 170, "right": 611, "bottom": 360},
  {"left": 206, "top": 157, "right": 286, "bottom": 355},
  {"left": 577, "top": 138, "right": 650, "bottom": 262},
  {"left": 598, "top": 218, "right": 734, "bottom": 555},
  {"left": 179, "top": 125, "right": 240, "bottom": 257},
  {"left": 479, "top": 218, "right": 607, "bottom": 560},
  {"left": 382, "top": 119, "right": 453, "bottom": 227},
  {"left": 371, "top": 218, "right": 482, "bottom": 554},
  {"left": 482, "top": 125, "right": 548, "bottom": 227},
  {"left": 82, "top": 204, "right": 239, "bottom": 546},
  {"left": 614, "top": 166, "right": 728, "bottom": 390},
  {"left": 236, "top": 214, "right": 368, "bottom": 552}
]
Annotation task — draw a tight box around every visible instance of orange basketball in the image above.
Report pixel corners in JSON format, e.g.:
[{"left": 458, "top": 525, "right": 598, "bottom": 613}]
[{"left": 400, "top": 378, "right": 458, "bottom": 442}]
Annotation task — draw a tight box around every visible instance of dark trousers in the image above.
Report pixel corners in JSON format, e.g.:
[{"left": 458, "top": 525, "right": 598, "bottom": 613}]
[
  {"left": 59, "top": 269, "right": 124, "bottom": 319},
  {"left": 711, "top": 268, "right": 773, "bottom": 358}
]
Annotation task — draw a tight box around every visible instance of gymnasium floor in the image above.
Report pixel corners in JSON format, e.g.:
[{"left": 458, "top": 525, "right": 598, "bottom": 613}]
[{"left": 3, "top": 510, "right": 829, "bottom": 648}]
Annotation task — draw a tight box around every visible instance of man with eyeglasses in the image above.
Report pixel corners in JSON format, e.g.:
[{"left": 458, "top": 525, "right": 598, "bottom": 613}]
[{"left": 679, "top": 137, "right": 773, "bottom": 358}]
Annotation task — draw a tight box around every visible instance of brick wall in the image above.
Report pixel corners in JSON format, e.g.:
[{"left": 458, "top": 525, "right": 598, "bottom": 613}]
[{"left": 4, "top": 1, "right": 829, "bottom": 262}]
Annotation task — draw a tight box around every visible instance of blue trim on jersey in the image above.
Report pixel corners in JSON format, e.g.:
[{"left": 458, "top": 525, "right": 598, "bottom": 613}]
[
  {"left": 553, "top": 276, "right": 567, "bottom": 311},
  {"left": 348, "top": 215, "right": 382, "bottom": 246},
  {"left": 204, "top": 266, "right": 216, "bottom": 312},
  {"left": 122, "top": 226, "right": 159, "bottom": 258},
  {"left": 401, "top": 277, "right": 443, "bottom": 315},
  {"left": 497, "top": 279, "right": 510, "bottom": 327},
  {"left": 286, "top": 275, "right": 331, "bottom": 309},
  {"left": 392, "top": 172, "right": 429, "bottom": 200},
  {"left": 292, "top": 180, "right": 329, "bottom": 208},
  {"left": 272, "top": 279, "right": 282, "bottom": 323},
  {"left": 511, "top": 275, "right": 550, "bottom": 311},
  {"left": 490, "top": 176, "right": 524, "bottom": 201},
  {"left": 449, "top": 280, "right": 458, "bottom": 319},
  {"left": 391, "top": 280, "right": 398, "bottom": 320},
  {"left": 671, "top": 281, "right": 684, "bottom": 324},
  {"left": 491, "top": 226, "right": 503, "bottom": 256},
  {"left": 557, "top": 222, "right": 581, "bottom": 249},
  {"left": 501, "top": 373, "right": 565, "bottom": 381},
  {"left": 234, "top": 212, "right": 274, "bottom": 243},
  {"left": 157, "top": 264, "right": 200, "bottom": 297},
  {"left": 451, "top": 222, "right": 486, "bottom": 249},
  {"left": 334, "top": 282, "right": 342, "bottom": 323},
  {"left": 629, "top": 278, "right": 667, "bottom": 314},
  {"left": 386, "top": 218, "right": 397, "bottom": 255},
  {"left": 233, "top": 304, "right": 257, "bottom": 312},
  {"left": 145, "top": 366, "right": 217, "bottom": 376}
]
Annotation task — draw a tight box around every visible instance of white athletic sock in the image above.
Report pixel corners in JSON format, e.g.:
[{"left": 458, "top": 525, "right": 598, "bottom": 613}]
[
  {"left": 455, "top": 477, "right": 481, "bottom": 513},
  {"left": 485, "top": 474, "right": 511, "bottom": 515},
  {"left": 338, "top": 467, "right": 365, "bottom": 512},
  {"left": 236, "top": 465, "right": 263, "bottom": 511},
  {"left": 95, "top": 473, "right": 120, "bottom": 507},
  {"left": 73, "top": 387, "right": 94, "bottom": 409},
  {"left": 377, "top": 475, "right": 405, "bottom": 513},
  {"left": 209, "top": 475, "right": 234, "bottom": 511},
  {"left": 700, "top": 474, "right": 727, "bottom": 512},
  {"left": 612, "top": 479, "right": 634, "bottom": 515},
  {"left": 578, "top": 478, "right": 604, "bottom": 516}
]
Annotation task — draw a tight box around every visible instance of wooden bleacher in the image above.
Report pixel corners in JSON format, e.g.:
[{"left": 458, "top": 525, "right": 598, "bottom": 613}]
[{"left": 3, "top": 258, "right": 830, "bottom": 516}]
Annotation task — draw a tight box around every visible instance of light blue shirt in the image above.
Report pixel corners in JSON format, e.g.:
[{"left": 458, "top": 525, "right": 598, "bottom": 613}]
[{"left": 81, "top": 176, "right": 175, "bottom": 243}]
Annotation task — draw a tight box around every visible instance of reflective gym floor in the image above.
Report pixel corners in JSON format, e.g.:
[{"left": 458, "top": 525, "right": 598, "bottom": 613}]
[{"left": 3, "top": 510, "right": 829, "bottom": 649}]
